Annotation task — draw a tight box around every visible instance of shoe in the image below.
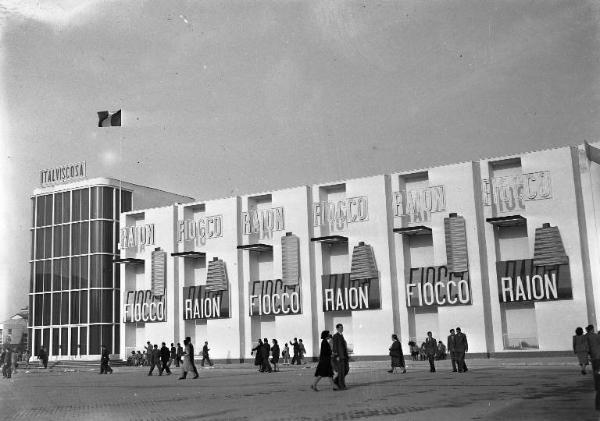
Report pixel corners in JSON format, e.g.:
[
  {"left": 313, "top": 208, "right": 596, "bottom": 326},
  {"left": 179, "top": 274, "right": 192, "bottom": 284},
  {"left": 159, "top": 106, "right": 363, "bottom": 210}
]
[
  {"left": 193, "top": 375, "right": 199, "bottom": 379},
  {"left": 401, "top": 369, "right": 406, "bottom": 374},
  {"left": 387, "top": 369, "right": 393, "bottom": 373},
  {"left": 310, "top": 384, "right": 318, "bottom": 392},
  {"left": 582, "top": 370, "right": 587, "bottom": 375},
  {"left": 452, "top": 370, "right": 458, "bottom": 372},
  {"left": 178, "top": 377, "right": 186, "bottom": 380}
]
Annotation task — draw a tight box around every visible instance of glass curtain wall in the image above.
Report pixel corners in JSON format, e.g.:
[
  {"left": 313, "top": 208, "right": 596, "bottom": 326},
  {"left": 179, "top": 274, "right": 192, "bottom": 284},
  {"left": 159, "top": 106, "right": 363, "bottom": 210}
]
[{"left": 29, "top": 186, "right": 132, "bottom": 357}]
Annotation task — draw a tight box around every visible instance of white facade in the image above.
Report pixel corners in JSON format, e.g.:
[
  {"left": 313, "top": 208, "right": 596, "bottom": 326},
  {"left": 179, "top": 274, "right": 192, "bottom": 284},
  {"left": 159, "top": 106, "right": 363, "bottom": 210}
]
[{"left": 118, "top": 143, "right": 600, "bottom": 359}]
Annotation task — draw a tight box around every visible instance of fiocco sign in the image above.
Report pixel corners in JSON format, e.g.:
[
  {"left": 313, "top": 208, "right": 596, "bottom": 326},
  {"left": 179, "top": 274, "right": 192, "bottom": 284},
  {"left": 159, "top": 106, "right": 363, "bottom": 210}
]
[
  {"left": 123, "top": 290, "right": 166, "bottom": 323},
  {"left": 406, "top": 266, "right": 471, "bottom": 307},
  {"left": 249, "top": 280, "right": 301, "bottom": 316}
]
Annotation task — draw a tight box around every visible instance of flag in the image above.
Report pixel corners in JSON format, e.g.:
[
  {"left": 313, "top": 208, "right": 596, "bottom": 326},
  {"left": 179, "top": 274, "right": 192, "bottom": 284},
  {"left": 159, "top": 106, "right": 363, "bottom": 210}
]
[
  {"left": 97, "top": 109, "right": 121, "bottom": 127},
  {"left": 584, "top": 141, "right": 600, "bottom": 164}
]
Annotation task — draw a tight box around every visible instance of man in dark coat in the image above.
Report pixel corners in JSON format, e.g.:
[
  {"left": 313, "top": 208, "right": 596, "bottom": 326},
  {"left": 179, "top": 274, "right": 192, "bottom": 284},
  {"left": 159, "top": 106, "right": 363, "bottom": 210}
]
[
  {"left": 169, "top": 343, "right": 176, "bottom": 367},
  {"left": 38, "top": 346, "right": 48, "bottom": 369},
  {"left": 424, "top": 331, "right": 437, "bottom": 373},
  {"left": 290, "top": 338, "right": 301, "bottom": 365},
  {"left": 201, "top": 341, "right": 214, "bottom": 367},
  {"left": 447, "top": 329, "right": 457, "bottom": 372},
  {"left": 100, "top": 345, "right": 113, "bottom": 374},
  {"left": 185, "top": 337, "right": 199, "bottom": 378},
  {"left": 332, "top": 324, "right": 349, "bottom": 390},
  {"left": 176, "top": 343, "right": 183, "bottom": 367},
  {"left": 261, "top": 338, "right": 272, "bottom": 373},
  {"left": 148, "top": 344, "right": 161, "bottom": 376},
  {"left": 454, "top": 327, "right": 468, "bottom": 373},
  {"left": 159, "top": 342, "right": 172, "bottom": 375},
  {"left": 586, "top": 325, "right": 600, "bottom": 410}
]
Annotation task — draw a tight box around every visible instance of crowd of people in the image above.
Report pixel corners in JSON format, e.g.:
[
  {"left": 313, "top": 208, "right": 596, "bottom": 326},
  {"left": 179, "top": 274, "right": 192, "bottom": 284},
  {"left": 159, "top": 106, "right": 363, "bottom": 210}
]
[
  {"left": 389, "top": 327, "right": 468, "bottom": 375},
  {"left": 573, "top": 325, "right": 600, "bottom": 410},
  {"left": 1, "top": 348, "right": 31, "bottom": 378}
]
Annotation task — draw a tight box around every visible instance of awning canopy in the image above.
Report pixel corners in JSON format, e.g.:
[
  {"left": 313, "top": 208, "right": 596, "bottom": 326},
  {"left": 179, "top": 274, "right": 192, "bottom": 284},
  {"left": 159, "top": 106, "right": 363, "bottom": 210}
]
[
  {"left": 236, "top": 243, "right": 273, "bottom": 253},
  {"left": 485, "top": 215, "right": 527, "bottom": 227},
  {"left": 112, "top": 257, "right": 144, "bottom": 265},
  {"left": 170, "top": 251, "right": 206, "bottom": 258},
  {"left": 393, "top": 226, "right": 432, "bottom": 236},
  {"left": 310, "top": 235, "right": 348, "bottom": 244}
]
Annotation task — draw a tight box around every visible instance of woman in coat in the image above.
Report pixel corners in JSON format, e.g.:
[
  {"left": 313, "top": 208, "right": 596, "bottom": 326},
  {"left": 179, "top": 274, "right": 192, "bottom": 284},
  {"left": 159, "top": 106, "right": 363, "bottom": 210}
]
[
  {"left": 388, "top": 334, "right": 406, "bottom": 374},
  {"left": 178, "top": 339, "right": 194, "bottom": 380},
  {"left": 271, "top": 339, "right": 280, "bottom": 372},
  {"left": 311, "top": 330, "right": 336, "bottom": 391},
  {"left": 251, "top": 339, "right": 263, "bottom": 371},
  {"left": 573, "top": 327, "right": 589, "bottom": 375}
]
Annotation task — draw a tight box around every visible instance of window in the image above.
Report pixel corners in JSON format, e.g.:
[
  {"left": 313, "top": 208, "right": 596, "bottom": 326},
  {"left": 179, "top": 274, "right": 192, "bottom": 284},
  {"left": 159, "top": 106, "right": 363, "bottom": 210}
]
[
  {"left": 34, "top": 295, "right": 43, "bottom": 326},
  {"left": 42, "top": 293, "right": 51, "bottom": 326},
  {"left": 90, "top": 255, "right": 113, "bottom": 288},
  {"left": 80, "top": 290, "right": 88, "bottom": 323},
  {"left": 80, "top": 327, "right": 87, "bottom": 355},
  {"left": 71, "top": 222, "right": 89, "bottom": 255},
  {"left": 43, "top": 260, "right": 52, "bottom": 292},
  {"left": 8, "top": 329, "right": 12, "bottom": 335},
  {"left": 62, "top": 192, "right": 71, "bottom": 223},
  {"left": 54, "top": 193, "right": 62, "bottom": 224},
  {"left": 53, "top": 225, "right": 63, "bottom": 257},
  {"left": 70, "top": 327, "right": 78, "bottom": 356},
  {"left": 91, "top": 221, "right": 114, "bottom": 253},
  {"left": 61, "top": 258, "right": 69, "bottom": 290},
  {"left": 52, "top": 293, "right": 61, "bottom": 325},
  {"left": 89, "top": 325, "right": 101, "bottom": 354},
  {"left": 91, "top": 187, "right": 114, "bottom": 219},
  {"left": 70, "top": 291, "right": 79, "bottom": 324}
]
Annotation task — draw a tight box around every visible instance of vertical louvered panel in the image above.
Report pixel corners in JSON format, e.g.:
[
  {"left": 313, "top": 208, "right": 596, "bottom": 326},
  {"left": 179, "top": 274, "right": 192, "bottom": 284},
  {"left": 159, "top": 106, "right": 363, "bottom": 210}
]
[
  {"left": 444, "top": 214, "right": 469, "bottom": 273},
  {"left": 533, "top": 224, "right": 569, "bottom": 266},
  {"left": 151, "top": 250, "right": 166, "bottom": 296},
  {"left": 350, "top": 242, "right": 378, "bottom": 280},
  {"left": 205, "top": 257, "right": 228, "bottom": 291},
  {"left": 281, "top": 232, "right": 300, "bottom": 286}
]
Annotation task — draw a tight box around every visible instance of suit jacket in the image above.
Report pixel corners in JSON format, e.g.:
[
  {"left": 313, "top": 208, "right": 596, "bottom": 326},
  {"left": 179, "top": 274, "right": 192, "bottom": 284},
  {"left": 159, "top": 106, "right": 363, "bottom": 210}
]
[
  {"left": 447, "top": 334, "right": 456, "bottom": 352},
  {"left": 424, "top": 337, "right": 437, "bottom": 356},
  {"left": 587, "top": 332, "right": 600, "bottom": 359},
  {"left": 160, "top": 346, "right": 170, "bottom": 362},
  {"left": 151, "top": 348, "right": 161, "bottom": 363},
  {"left": 332, "top": 332, "right": 348, "bottom": 360},
  {"left": 454, "top": 333, "right": 468, "bottom": 353},
  {"left": 202, "top": 345, "right": 210, "bottom": 357}
]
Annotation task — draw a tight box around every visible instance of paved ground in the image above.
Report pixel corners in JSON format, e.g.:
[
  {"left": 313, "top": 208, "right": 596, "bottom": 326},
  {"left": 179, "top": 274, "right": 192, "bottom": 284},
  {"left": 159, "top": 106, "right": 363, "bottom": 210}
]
[{"left": 0, "top": 357, "right": 598, "bottom": 420}]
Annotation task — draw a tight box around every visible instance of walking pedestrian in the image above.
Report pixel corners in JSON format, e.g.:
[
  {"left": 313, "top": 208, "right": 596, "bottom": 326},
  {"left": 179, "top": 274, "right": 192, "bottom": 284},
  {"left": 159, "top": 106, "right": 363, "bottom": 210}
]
[
  {"left": 252, "top": 339, "right": 263, "bottom": 371},
  {"left": 38, "top": 346, "right": 48, "bottom": 369},
  {"left": 159, "top": 342, "right": 172, "bottom": 375},
  {"left": 148, "top": 344, "right": 161, "bottom": 376},
  {"left": 574, "top": 327, "right": 590, "bottom": 375},
  {"left": 299, "top": 339, "right": 306, "bottom": 364},
  {"left": 409, "top": 341, "right": 419, "bottom": 361},
  {"left": 388, "top": 334, "right": 406, "bottom": 374},
  {"left": 271, "top": 339, "right": 280, "bottom": 372},
  {"left": 201, "top": 341, "right": 214, "bottom": 367},
  {"left": 169, "top": 343, "right": 176, "bottom": 368},
  {"left": 437, "top": 341, "right": 447, "bottom": 360},
  {"left": 100, "top": 344, "right": 113, "bottom": 374},
  {"left": 261, "top": 338, "right": 272, "bottom": 373},
  {"left": 455, "top": 327, "right": 468, "bottom": 372},
  {"left": 176, "top": 342, "right": 183, "bottom": 367},
  {"left": 145, "top": 341, "right": 152, "bottom": 365},
  {"left": 586, "top": 325, "right": 600, "bottom": 410},
  {"left": 448, "top": 329, "right": 457, "bottom": 372},
  {"left": 332, "top": 323, "right": 349, "bottom": 390},
  {"left": 186, "top": 337, "right": 200, "bottom": 378},
  {"left": 290, "top": 338, "right": 301, "bottom": 365},
  {"left": 2, "top": 347, "right": 12, "bottom": 379},
  {"left": 311, "top": 331, "right": 336, "bottom": 391},
  {"left": 178, "top": 338, "right": 198, "bottom": 380},
  {"left": 424, "top": 331, "right": 437, "bottom": 373},
  {"left": 282, "top": 344, "right": 290, "bottom": 365}
]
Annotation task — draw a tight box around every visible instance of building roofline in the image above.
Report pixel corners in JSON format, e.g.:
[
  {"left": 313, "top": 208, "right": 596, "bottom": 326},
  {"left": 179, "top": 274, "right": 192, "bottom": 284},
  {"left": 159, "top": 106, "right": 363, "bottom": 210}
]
[{"left": 32, "top": 177, "right": 194, "bottom": 200}]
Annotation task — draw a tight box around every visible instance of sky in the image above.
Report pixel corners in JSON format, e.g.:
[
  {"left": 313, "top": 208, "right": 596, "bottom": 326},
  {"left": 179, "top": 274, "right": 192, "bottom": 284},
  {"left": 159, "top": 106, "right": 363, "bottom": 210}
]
[{"left": 0, "top": 0, "right": 599, "bottom": 321}]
